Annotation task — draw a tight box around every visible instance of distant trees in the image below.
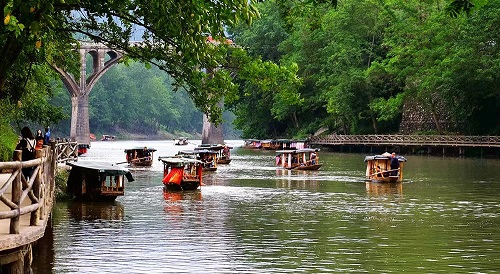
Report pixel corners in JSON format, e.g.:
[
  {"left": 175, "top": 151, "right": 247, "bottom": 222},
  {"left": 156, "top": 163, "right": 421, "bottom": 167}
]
[{"left": 228, "top": 0, "right": 500, "bottom": 138}]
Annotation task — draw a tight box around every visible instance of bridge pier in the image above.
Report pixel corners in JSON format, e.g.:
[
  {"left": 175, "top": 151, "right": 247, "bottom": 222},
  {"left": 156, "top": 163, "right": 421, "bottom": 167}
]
[
  {"left": 201, "top": 114, "right": 224, "bottom": 145},
  {"left": 52, "top": 43, "right": 123, "bottom": 147}
]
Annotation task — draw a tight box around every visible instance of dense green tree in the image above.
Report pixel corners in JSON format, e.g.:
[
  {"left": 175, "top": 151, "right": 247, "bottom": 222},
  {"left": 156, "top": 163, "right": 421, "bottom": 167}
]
[
  {"left": 1, "top": 0, "right": 261, "bottom": 124},
  {"left": 229, "top": 0, "right": 499, "bottom": 137}
]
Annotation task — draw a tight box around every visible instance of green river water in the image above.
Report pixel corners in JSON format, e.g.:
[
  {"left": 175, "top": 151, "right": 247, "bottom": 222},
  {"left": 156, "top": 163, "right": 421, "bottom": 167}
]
[{"left": 32, "top": 140, "right": 500, "bottom": 273}]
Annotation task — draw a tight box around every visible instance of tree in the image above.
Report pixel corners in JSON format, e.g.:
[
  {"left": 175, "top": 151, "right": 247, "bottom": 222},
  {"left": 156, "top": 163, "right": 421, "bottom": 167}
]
[{"left": 1, "top": 0, "right": 261, "bottom": 123}]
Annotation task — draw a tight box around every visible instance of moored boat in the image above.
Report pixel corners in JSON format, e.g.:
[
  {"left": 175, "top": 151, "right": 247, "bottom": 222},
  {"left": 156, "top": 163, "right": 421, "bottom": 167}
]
[
  {"left": 124, "top": 147, "right": 157, "bottom": 167},
  {"left": 159, "top": 156, "right": 203, "bottom": 191},
  {"left": 364, "top": 153, "right": 407, "bottom": 183},
  {"left": 275, "top": 148, "right": 322, "bottom": 170},
  {"left": 67, "top": 161, "right": 134, "bottom": 201}
]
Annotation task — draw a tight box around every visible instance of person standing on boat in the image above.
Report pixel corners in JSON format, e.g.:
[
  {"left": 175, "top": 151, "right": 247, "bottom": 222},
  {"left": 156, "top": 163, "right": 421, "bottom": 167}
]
[
  {"left": 143, "top": 147, "right": 151, "bottom": 160},
  {"left": 310, "top": 151, "right": 317, "bottom": 165},
  {"left": 390, "top": 152, "right": 400, "bottom": 176}
]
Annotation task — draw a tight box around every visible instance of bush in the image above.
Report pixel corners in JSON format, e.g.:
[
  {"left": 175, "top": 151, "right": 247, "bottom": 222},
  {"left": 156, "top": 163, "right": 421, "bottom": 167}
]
[
  {"left": 0, "top": 121, "right": 17, "bottom": 162},
  {"left": 54, "top": 168, "right": 71, "bottom": 201}
]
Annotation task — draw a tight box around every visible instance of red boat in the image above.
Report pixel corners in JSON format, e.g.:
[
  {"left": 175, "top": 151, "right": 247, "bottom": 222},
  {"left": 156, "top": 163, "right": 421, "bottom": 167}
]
[{"left": 159, "top": 156, "right": 203, "bottom": 191}]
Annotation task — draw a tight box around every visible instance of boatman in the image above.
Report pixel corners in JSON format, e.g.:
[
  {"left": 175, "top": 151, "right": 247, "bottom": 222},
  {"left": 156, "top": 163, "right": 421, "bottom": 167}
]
[
  {"left": 143, "top": 147, "right": 151, "bottom": 160},
  {"left": 310, "top": 151, "right": 317, "bottom": 165},
  {"left": 390, "top": 152, "right": 400, "bottom": 176}
]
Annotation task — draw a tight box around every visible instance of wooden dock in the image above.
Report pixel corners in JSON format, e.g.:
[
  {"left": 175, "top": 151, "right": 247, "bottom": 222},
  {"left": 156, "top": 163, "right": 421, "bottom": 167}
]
[
  {"left": 309, "top": 134, "right": 500, "bottom": 156},
  {"left": 309, "top": 134, "right": 500, "bottom": 147},
  {"left": 0, "top": 141, "right": 72, "bottom": 273}
]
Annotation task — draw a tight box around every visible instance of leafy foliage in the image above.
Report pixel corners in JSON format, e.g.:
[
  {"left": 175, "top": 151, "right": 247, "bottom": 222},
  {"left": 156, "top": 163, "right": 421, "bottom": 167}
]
[{"left": 229, "top": 0, "right": 498, "bottom": 137}]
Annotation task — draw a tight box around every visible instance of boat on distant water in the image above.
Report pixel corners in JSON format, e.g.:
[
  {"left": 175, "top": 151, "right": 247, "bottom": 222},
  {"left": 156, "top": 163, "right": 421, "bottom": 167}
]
[
  {"left": 67, "top": 161, "right": 134, "bottom": 201},
  {"left": 364, "top": 153, "right": 407, "bottom": 183},
  {"left": 243, "top": 139, "right": 261, "bottom": 149},
  {"left": 261, "top": 139, "right": 283, "bottom": 150},
  {"left": 275, "top": 148, "right": 322, "bottom": 170},
  {"left": 77, "top": 144, "right": 90, "bottom": 156},
  {"left": 101, "top": 134, "right": 115, "bottom": 141},
  {"left": 174, "top": 137, "right": 189, "bottom": 146},
  {"left": 124, "top": 147, "right": 157, "bottom": 167},
  {"left": 177, "top": 149, "right": 218, "bottom": 171},
  {"left": 159, "top": 156, "right": 203, "bottom": 191},
  {"left": 196, "top": 144, "right": 232, "bottom": 164}
]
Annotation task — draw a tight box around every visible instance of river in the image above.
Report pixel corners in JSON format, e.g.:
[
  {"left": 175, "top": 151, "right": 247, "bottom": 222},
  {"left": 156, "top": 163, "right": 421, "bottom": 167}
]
[{"left": 32, "top": 140, "right": 500, "bottom": 273}]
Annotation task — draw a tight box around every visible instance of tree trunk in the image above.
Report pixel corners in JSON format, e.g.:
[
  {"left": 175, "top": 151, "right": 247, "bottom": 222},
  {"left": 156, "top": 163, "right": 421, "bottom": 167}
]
[{"left": 0, "top": 35, "right": 23, "bottom": 96}]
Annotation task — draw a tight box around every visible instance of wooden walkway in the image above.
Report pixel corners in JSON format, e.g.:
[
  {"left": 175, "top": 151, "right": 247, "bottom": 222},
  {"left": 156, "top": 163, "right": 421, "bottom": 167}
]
[
  {"left": 309, "top": 134, "right": 500, "bottom": 148},
  {"left": 0, "top": 141, "right": 77, "bottom": 272}
]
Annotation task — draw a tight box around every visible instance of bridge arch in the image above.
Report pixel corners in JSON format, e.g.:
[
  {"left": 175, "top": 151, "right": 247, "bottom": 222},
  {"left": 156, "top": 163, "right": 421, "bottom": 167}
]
[{"left": 52, "top": 42, "right": 225, "bottom": 148}]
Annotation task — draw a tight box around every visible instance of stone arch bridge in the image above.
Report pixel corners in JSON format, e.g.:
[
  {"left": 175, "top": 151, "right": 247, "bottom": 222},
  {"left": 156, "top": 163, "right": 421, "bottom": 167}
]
[{"left": 52, "top": 42, "right": 222, "bottom": 148}]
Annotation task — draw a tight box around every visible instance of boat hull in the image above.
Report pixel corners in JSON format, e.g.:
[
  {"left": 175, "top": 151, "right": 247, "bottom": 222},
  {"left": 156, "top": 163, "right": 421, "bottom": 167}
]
[
  {"left": 290, "top": 164, "right": 322, "bottom": 171},
  {"left": 368, "top": 176, "right": 401, "bottom": 183},
  {"left": 217, "top": 159, "right": 231, "bottom": 164},
  {"left": 164, "top": 180, "right": 201, "bottom": 191},
  {"left": 203, "top": 167, "right": 217, "bottom": 172},
  {"left": 129, "top": 160, "right": 153, "bottom": 167}
]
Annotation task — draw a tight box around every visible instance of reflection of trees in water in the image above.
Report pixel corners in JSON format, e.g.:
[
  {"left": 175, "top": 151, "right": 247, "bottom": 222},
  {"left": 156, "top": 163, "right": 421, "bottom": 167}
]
[
  {"left": 32, "top": 216, "right": 55, "bottom": 274},
  {"left": 163, "top": 189, "right": 203, "bottom": 217},
  {"left": 365, "top": 182, "right": 403, "bottom": 197},
  {"left": 68, "top": 201, "right": 125, "bottom": 221},
  {"left": 275, "top": 169, "right": 320, "bottom": 190}
]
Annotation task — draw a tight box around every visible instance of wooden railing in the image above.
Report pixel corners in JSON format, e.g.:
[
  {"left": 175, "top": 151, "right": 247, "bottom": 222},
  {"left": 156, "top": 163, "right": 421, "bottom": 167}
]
[
  {"left": 309, "top": 134, "right": 500, "bottom": 148},
  {"left": 0, "top": 145, "right": 56, "bottom": 250},
  {"left": 55, "top": 140, "right": 78, "bottom": 163}
]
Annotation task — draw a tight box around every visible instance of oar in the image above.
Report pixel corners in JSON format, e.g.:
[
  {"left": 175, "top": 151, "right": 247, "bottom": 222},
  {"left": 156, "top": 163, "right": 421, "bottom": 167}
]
[
  {"left": 115, "top": 156, "right": 150, "bottom": 165},
  {"left": 370, "top": 168, "right": 400, "bottom": 176}
]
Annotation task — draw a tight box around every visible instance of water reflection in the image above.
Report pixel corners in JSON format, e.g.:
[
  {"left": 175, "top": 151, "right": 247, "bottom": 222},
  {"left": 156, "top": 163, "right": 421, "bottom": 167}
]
[
  {"left": 163, "top": 189, "right": 203, "bottom": 216},
  {"left": 275, "top": 168, "right": 320, "bottom": 190},
  {"left": 365, "top": 181, "right": 403, "bottom": 196},
  {"left": 33, "top": 141, "right": 500, "bottom": 273},
  {"left": 68, "top": 201, "right": 125, "bottom": 221}
]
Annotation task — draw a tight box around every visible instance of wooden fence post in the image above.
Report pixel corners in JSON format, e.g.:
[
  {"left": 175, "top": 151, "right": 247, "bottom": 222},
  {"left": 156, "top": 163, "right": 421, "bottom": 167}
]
[
  {"left": 30, "top": 149, "right": 43, "bottom": 226},
  {"left": 11, "top": 151, "right": 22, "bottom": 234}
]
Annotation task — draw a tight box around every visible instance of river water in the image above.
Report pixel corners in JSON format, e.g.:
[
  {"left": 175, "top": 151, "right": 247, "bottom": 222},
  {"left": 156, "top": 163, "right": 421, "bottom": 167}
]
[{"left": 32, "top": 140, "right": 500, "bottom": 273}]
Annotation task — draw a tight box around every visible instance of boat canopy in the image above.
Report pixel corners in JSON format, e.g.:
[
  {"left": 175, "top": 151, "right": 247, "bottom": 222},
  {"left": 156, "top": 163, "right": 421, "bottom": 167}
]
[
  {"left": 158, "top": 156, "right": 203, "bottom": 167},
  {"left": 275, "top": 148, "right": 320, "bottom": 156},
  {"left": 124, "top": 147, "right": 157, "bottom": 153},
  {"left": 67, "top": 161, "right": 134, "bottom": 180},
  {"left": 196, "top": 144, "right": 233, "bottom": 150},
  {"left": 364, "top": 155, "right": 408, "bottom": 162}
]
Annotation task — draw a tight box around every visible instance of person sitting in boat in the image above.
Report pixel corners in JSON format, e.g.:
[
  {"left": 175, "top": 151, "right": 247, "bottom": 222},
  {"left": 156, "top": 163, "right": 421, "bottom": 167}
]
[
  {"left": 207, "top": 156, "right": 214, "bottom": 167},
  {"left": 376, "top": 165, "right": 385, "bottom": 178},
  {"left": 390, "top": 152, "right": 400, "bottom": 176},
  {"left": 310, "top": 151, "right": 317, "bottom": 165},
  {"left": 299, "top": 158, "right": 305, "bottom": 167}
]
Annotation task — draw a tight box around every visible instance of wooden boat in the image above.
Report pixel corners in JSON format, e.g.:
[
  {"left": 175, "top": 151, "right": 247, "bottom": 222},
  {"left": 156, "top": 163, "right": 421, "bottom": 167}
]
[
  {"left": 101, "top": 134, "right": 115, "bottom": 141},
  {"left": 77, "top": 144, "right": 90, "bottom": 156},
  {"left": 197, "top": 144, "right": 232, "bottom": 164},
  {"left": 159, "top": 156, "right": 203, "bottom": 191},
  {"left": 261, "top": 139, "right": 282, "bottom": 150},
  {"left": 243, "top": 139, "right": 261, "bottom": 149},
  {"left": 275, "top": 148, "right": 322, "bottom": 170},
  {"left": 177, "top": 149, "right": 218, "bottom": 171},
  {"left": 124, "top": 147, "right": 157, "bottom": 167},
  {"left": 67, "top": 161, "right": 134, "bottom": 201},
  {"left": 364, "top": 153, "right": 407, "bottom": 183},
  {"left": 174, "top": 137, "right": 189, "bottom": 146}
]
